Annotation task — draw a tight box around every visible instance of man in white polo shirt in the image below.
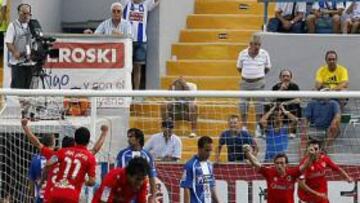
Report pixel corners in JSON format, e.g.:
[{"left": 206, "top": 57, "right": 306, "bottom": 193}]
[
  {"left": 144, "top": 119, "right": 182, "bottom": 161},
  {"left": 237, "top": 34, "right": 271, "bottom": 135}
]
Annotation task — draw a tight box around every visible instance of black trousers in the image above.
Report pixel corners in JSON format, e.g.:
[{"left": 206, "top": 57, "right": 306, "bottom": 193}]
[{"left": 10, "top": 65, "right": 34, "bottom": 89}]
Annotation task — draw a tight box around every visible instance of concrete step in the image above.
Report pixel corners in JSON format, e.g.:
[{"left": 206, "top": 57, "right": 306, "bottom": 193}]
[
  {"left": 167, "top": 59, "right": 238, "bottom": 76},
  {"left": 131, "top": 102, "right": 240, "bottom": 121},
  {"left": 187, "top": 14, "right": 263, "bottom": 30},
  {"left": 171, "top": 42, "right": 246, "bottom": 60},
  {"left": 161, "top": 76, "right": 240, "bottom": 90},
  {"left": 130, "top": 116, "right": 228, "bottom": 137},
  {"left": 195, "top": 0, "right": 274, "bottom": 15},
  {"left": 179, "top": 29, "right": 255, "bottom": 43}
]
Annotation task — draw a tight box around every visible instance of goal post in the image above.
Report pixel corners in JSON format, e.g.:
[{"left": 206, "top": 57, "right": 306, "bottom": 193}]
[{"left": 0, "top": 89, "right": 359, "bottom": 203}]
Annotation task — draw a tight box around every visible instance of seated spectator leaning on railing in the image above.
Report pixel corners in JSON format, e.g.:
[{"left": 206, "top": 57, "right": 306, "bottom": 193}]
[
  {"left": 342, "top": 2, "right": 360, "bottom": 33},
  {"left": 83, "top": 2, "right": 132, "bottom": 37},
  {"left": 161, "top": 76, "right": 198, "bottom": 137},
  {"left": 144, "top": 119, "right": 182, "bottom": 162},
  {"left": 272, "top": 69, "right": 301, "bottom": 138},
  {"left": 306, "top": 0, "right": 344, "bottom": 33},
  {"left": 260, "top": 103, "right": 299, "bottom": 162},
  {"left": 304, "top": 88, "right": 341, "bottom": 151},
  {"left": 215, "top": 114, "right": 258, "bottom": 163},
  {"left": 267, "top": 1, "right": 306, "bottom": 33}
]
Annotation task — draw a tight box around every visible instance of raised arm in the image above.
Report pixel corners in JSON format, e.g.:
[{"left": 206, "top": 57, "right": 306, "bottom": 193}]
[
  {"left": 21, "top": 118, "right": 43, "bottom": 150},
  {"left": 260, "top": 104, "right": 276, "bottom": 129},
  {"left": 243, "top": 144, "right": 261, "bottom": 170},
  {"left": 90, "top": 125, "right": 109, "bottom": 155},
  {"left": 280, "top": 104, "right": 298, "bottom": 122},
  {"left": 299, "top": 146, "right": 316, "bottom": 173}
]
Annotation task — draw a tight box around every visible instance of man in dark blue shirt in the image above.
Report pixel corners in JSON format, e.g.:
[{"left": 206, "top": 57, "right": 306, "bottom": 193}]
[{"left": 215, "top": 115, "right": 258, "bottom": 162}]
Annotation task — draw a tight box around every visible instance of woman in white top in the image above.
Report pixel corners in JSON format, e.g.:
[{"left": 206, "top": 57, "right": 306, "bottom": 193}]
[{"left": 342, "top": 2, "right": 360, "bottom": 33}]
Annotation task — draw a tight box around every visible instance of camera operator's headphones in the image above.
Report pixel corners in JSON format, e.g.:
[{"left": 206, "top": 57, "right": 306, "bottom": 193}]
[{"left": 17, "top": 3, "right": 31, "bottom": 13}]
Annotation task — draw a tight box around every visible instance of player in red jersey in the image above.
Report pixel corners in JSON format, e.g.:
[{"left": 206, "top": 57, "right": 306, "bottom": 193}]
[
  {"left": 297, "top": 140, "right": 353, "bottom": 203},
  {"left": 21, "top": 119, "right": 109, "bottom": 202},
  {"left": 244, "top": 144, "right": 316, "bottom": 203},
  {"left": 92, "top": 157, "right": 151, "bottom": 203},
  {"left": 46, "top": 127, "right": 97, "bottom": 203}
]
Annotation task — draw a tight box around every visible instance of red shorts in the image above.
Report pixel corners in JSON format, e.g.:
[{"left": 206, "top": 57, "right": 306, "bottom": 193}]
[
  {"left": 48, "top": 188, "right": 79, "bottom": 203},
  {"left": 298, "top": 190, "right": 329, "bottom": 203}
]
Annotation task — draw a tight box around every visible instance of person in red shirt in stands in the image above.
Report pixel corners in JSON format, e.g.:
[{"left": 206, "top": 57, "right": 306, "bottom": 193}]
[
  {"left": 46, "top": 127, "right": 97, "bottom": 203},
  {"left": 243, "top": 144, "right": 316, "bottom": 203},
  {"left": 297, "top": 140, "right": 353, "bottom": 203},
  {"left": 92, "top": 157, "right": 151, "bottom": 203}
]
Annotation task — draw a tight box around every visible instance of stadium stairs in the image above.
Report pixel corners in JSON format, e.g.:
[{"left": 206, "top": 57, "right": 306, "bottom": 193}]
[{"left": 131, "top": 0, "right": 275, "bottom": 162}]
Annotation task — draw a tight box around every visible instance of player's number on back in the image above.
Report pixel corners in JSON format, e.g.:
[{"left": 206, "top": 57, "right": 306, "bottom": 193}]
[{"left": 63, "top": 157, "right": 82, "bottom": 179}]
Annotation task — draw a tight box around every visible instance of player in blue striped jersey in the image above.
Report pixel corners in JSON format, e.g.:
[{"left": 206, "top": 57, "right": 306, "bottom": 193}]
[
  {"left": 180, "top": 136, "right": 220, "bottom": 203},
  {"left": 116, "top": 128, "right": 157, "bottom": 201}
]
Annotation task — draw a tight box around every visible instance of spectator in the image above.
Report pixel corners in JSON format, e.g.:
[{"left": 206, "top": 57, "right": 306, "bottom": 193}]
[
  {"left": 180, "top": 136, "right": 220, "bottom": 203},
  {"left": 120, "top": 0, "right": 160, "bottom": 89},
  {"left": 161, "top": 76, "right": 198, "bottom": 137},
  {"left": 342, "top": 2, "right": 360, "bottom": 33},
  {"left": 260, "top": 104, "right": 299, "bottom": 162},
  {"left": 243, "top": 145, "right": 315, "bottom": 203},
  {"left": 0, "top": 0, "right": 9, "bottom": 52},
  {"left": 298, "top": 140, "right": 353, "bottom": 203},
  {"left": 5, "top": 3, "right": 33, "bottom": 89},
  {"left": 272, "top": 69, "right": 301, "bottom": 137},
  {"left": 306, "top": 0, "right": 344, "bottom": 33},
  {"left": 84, "top": 2, "right": 132, "bottom": 37},
  {"left": 267, "top": 2, "right": 306, "bottom": 33},
  {"left": 304, "top": 91, "right": 341, "bottom": 150},
  {"left": 215, "top": 114, "right": 258, "bottom": 162},
  {"left": 144, "top": 119, "right": 182, "bottom": 161},
  {"left": 236, "top": 34, "right": 271, "bottom": 135},
  {"left": 315, "top": 50, "right": 348, "bottom": 91}
]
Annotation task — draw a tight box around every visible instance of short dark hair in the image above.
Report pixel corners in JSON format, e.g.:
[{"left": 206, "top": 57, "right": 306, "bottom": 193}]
[
  {"left": 126, "top": 157, "right": 150, "bottom": 177},
  {"left": 307, "top": 140, "right": 321, "bottom": 148},
  {"left": 61, "top": 136, "right": 75, "bottom": 148},
  {"left": 162, "top": 119, "right": 174, "bottom": 129},
  {"left": 197, "top": 136, "right": 213, "bottom": 149},
  {"left": 228, "top": 114, "right": 240, "bottom": 121},
  {"left": 40, "top": 134, "right": 55, "bottom": 147},
  {"left": 74, "top": 127, "right": 91, "bottom": 146},
  {"left": 273, "top": 153, "right": 289, "bottom": 164},
  {"left": 17, "top": 3, "right": 31, "bottom": 12},
  {"left": 128, "top": 128, "right": 144, "bottom": 147},
  {"left": 279, "top": 69, "right": 293, "bottom": 79},
  {"left": 325, "top": 50, "right": 337, "bottom": 60}
]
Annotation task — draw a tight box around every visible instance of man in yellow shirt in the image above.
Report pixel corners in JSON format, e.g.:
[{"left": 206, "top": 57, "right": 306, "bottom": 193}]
[{"left": 315, "top": 50, "right": 348, "bottom": 91}]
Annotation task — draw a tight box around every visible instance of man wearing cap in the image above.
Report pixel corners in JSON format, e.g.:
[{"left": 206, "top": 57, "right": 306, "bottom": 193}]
[
  {"left": 144, "top": 119, "right": 182, "bottom": 162},
  {"left": 83, "top": 2, "right": 132, "bottom": 37},
  {"left": 237, "top": 34, "right": 271, "bottom": 135}
]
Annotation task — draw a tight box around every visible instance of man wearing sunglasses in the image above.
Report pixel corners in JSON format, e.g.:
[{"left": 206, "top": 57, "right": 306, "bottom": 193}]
[
  {"left": 84, "top": 2, "right": 132, "bottom": 37},
  {"left": 297, "top": 140, "right": 353, "bottom": 203}
]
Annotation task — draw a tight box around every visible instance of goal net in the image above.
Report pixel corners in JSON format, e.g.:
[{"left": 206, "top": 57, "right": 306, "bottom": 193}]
[{"left": 0, "top": 89, "right": 359, "bottom": 203}]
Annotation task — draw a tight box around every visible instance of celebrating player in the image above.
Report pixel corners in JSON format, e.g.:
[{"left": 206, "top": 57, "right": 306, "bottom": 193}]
[
  {"left": 28, "top": 133, "right": 55, "bottom": 203},
  {"left": 297, "top": 140, "right": 353, "bottom": 203},
  {"left": 21, "top": 119, "right": 109, "bottom": 202},
  {"left": 243, "top": 144, "right": 316, "bottom": 203},
  {"left": 92, "top": 157, "right": 150, "bottom": 203},
  {"left": 116, "top": 128, "right": 157, "bottom": 200},
  {"left": 46, "top": 127, "right": 96, "bottom": 203},
  {"left": 180, "top": 136, "right": 220, "bottom": 203}
]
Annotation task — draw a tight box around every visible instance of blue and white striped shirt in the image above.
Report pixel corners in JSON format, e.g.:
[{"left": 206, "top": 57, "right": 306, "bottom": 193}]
[
  {"left": 116, "top": 147, "right": 157, "bottom": 177},
  {"left": 180, "top": 155, "right": 216, "bottom": 203}
]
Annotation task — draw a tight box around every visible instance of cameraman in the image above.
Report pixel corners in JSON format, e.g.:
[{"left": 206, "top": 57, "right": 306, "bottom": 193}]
[{"left": 5, "top": 3, "right": 32, "bottom": 89}]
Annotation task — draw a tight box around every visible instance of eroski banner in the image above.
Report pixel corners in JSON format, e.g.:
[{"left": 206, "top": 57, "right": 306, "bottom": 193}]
[{"left": 3, "top": 36, "right": 133, "bottom": 108}]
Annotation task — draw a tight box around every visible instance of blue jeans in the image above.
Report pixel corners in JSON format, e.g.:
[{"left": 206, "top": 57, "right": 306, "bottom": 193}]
[{"left": 267, "top": 17, "right": 305, "bottom": 33}]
